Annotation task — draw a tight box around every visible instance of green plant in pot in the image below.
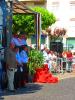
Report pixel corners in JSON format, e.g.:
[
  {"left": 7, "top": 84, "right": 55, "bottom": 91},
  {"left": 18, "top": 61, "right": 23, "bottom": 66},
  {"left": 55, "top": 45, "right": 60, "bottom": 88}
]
[{"left": 28, "top": 49, "right": 44, "bottom": 81}]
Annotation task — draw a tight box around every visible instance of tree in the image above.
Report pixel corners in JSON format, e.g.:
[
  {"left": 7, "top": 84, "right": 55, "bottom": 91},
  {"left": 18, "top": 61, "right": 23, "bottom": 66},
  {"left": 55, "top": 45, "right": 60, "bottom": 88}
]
[
  {"left": 12, "top": 7, "right": 56, "bottom": 37},
  {"left": 33, "top": 7, "right": 56, "bottom": 29},
  {"left": 13, "top": 14, "right": 34, "bottom": 36}
]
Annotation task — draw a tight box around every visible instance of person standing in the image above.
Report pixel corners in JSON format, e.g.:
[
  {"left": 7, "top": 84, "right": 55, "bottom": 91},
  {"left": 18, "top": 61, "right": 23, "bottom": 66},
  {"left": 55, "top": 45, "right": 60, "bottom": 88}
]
[
  {"left": 72, "top": 52, "right": 75, "bottom": 72},
  {"left": 66, "top": 50, "right": 73, "bottom": 72},
  {"left": 14, "top": 46, "right": 24, "bottom": 89},
  {"left": 48, "top": 51, "right": 57, "bottom": 72},
  {"left": 20, "top": 45, "right": 29, "bottom": 83},
  {"left": 6, "top": 43, "right": 17, "bottom": 91}
]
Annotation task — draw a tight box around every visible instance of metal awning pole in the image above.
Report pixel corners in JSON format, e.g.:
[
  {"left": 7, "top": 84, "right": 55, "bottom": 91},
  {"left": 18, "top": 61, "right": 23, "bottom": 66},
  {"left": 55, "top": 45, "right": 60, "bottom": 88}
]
[
  {"left": 0, "top": 0, "right": 7, "bottom": 47},
  {"left": 35, "top": 13, "right": 41, "bottom": 50},
  {"left": 36, "top": 13, "right": 39, "bottom": 50},
  {"left": 38, "top": 13, "right": 41, "bottom": 50},
  {"left": 6, "top": 0, "right": 13, "bottom": 47}
]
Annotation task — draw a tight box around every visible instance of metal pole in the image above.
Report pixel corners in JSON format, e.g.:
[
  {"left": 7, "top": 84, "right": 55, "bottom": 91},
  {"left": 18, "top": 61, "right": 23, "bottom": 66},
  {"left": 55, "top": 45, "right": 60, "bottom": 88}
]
[
  {"left": 36, "top": 13, "right": 39, "bottom": 50},
  {"left": 6, "top": 0, "right": 13, "bottom": 47},
  {"left": 35, "top": 13, "right": 41, "bottom": 50},
  {"left": 38, "top": 13, "right": 41, "bottom": 50}
]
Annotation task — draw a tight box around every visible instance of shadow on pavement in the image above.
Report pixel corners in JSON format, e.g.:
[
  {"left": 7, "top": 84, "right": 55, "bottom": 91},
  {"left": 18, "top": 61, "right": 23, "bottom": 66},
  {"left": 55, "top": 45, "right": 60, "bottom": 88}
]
[
  {"left": 0, "top": 89, "right": 4, "bottom": 100},
  {"left": 0, "top": 97, "right": 4, "bottom": 100},
  {"left": 0, "top": 83, "right": 43, "bottom": 96}
]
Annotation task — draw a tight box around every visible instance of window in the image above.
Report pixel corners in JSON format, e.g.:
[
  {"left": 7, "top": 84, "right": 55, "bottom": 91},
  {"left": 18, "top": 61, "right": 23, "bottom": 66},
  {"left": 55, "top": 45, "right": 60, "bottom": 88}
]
[
  {"left": 69, "top": 1, "right": 75, "bottom": 11},
  {"left": 31, "top": 36, "right": 36, "bottom": 44},
  {"left": 70, "top": 18, "right": 75, "bottom": 21},
  {"left": 69, "top": 19, "right": 75, "bottom": 30},
  {"left": 51, "top": 1, "right": 59, "bottom": 10},
  {"left": 31, "top": 35, "right": 46, "bottom": 44},
  {"left": 67, "top": 38, "right": 75, "bottom": 50},
  {"left": 41, "top": 35, "right": 45, "bottom": 44}
]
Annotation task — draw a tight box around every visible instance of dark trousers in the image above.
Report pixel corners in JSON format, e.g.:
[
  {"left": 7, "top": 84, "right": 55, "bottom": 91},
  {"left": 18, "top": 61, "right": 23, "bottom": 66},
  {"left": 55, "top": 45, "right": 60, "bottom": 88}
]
[
  {"left": 22, "top": 63, "right": 29, "bottom": 83},
  {"left": 0, "top": 60, "right": 8, "bottom": 90},
  {"left": 14, "top": 66, "right": 25, "bottom": 89}
]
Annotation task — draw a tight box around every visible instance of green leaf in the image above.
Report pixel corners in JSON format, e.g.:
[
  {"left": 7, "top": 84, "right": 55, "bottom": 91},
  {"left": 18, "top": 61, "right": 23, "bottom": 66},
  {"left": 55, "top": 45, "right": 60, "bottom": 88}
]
[
  {"left": 28, "top": 49, "right": 44, "bottom": 75},
  {"left": 12, "top": 7, "right": 56, "bottom": 37}
]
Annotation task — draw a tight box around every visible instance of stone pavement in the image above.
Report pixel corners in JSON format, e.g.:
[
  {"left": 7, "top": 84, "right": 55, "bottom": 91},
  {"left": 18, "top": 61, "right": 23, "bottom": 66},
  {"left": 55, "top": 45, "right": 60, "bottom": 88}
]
[
  {"left": 0, "top": 72, "right": 75, "bottom": 100},
  {"left": 54, "top": 71, "right": 75, "bottom": 80}
]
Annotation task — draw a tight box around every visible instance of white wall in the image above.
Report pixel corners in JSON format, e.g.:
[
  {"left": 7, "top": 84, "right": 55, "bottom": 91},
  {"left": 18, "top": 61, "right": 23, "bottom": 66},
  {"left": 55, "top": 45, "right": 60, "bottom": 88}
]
[{"left": 46, "top": 0, "right": 75, "bottom": 38}]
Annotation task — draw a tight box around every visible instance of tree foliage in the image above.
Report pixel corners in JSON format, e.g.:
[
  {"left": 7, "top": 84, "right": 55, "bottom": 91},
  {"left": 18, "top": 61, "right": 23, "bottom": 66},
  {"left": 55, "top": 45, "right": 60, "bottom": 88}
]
[
  {"left": 13, "top": 14, "right": 34, "bottom": 36},
  {"left": 12, "top": 7, "right": 56, "bottom": 37},
  {"left": 33, "top": 7, "right": 56, "bottom": 29},
  {"left": 28, "top": 49, "right": 44, "bottom": 75}
]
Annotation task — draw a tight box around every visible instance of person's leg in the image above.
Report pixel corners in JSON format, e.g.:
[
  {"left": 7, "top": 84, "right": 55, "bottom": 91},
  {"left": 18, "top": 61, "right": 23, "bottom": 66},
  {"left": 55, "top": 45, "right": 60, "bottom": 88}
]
[
  {"left": 7, "top": 69, "right": 15, "bottom": 91},
  {"left": 66, "top": 61, "right": 72, "bottom": 72},
  {"left": 17, "top": 66, "right": 22, "bottom": 88},
  {"left": 0, "top": 61, "right": 2, "bottom": 89},
  {"left": 14, "top": 71, "right": 19, "bottom": 89},
  {"left": 69, "top": 61, "right": 72, "bottom": 72},
  {"left": 25, "top": 64, "right": 29, "bottom": 83},
  {"left": 0, "top": 69, "right": 3, "bottom": 89},
  {"left": 20, "top": 71, "right": 25, "bottom": 87},
  {"left": 48, "top": 61, "right": 52, "bottom": 72},
  {"left": 53, "top": 62, "right": 57, "bottom": 72},
  {"left": 23, "top": 63, "right": 29, "bottom": 83}
]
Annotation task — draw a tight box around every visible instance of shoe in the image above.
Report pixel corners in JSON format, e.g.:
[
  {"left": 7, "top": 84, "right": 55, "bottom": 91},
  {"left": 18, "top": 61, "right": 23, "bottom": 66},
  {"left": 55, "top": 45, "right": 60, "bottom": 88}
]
[{"left": 9, "top": 89, "right": 16, "bottom": 92}]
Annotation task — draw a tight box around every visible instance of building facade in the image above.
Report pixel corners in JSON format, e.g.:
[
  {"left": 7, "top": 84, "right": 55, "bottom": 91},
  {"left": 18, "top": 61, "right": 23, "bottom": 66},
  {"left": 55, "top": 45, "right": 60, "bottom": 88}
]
[
  {"left": 46, "top": 0, "right": 75, "bottom": 51},
  {"left": 1, "top": 0, "right": 74, "bottom": 50},
  {"left": 18, "top": 0, "right": 75, "bottom": 51},
  {"left": 18, "top": 0, "right": 47, "bottom": 48}
]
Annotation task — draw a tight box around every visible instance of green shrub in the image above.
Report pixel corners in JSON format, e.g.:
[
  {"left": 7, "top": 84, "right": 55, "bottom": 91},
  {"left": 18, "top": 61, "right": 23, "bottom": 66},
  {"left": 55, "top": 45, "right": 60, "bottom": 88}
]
[{"left": 28, "top": 49, "right": 44, "bottom": 75}]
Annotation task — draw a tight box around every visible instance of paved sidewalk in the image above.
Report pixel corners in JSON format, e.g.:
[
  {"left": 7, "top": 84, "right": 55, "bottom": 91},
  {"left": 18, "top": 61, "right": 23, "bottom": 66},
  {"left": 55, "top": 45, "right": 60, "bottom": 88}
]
[
  {"left": 0, "top": 72, "right": 75, "bottom": 100},
  {"left": 54, "top": 71, "right": 75, "bottom": 80}
]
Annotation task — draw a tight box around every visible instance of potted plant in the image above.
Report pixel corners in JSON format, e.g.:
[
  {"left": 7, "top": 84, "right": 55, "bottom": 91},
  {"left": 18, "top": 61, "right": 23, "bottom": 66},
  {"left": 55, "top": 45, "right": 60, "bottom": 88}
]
[{"left": 28, "top": 49, "right": 44, "bottom": 82}]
